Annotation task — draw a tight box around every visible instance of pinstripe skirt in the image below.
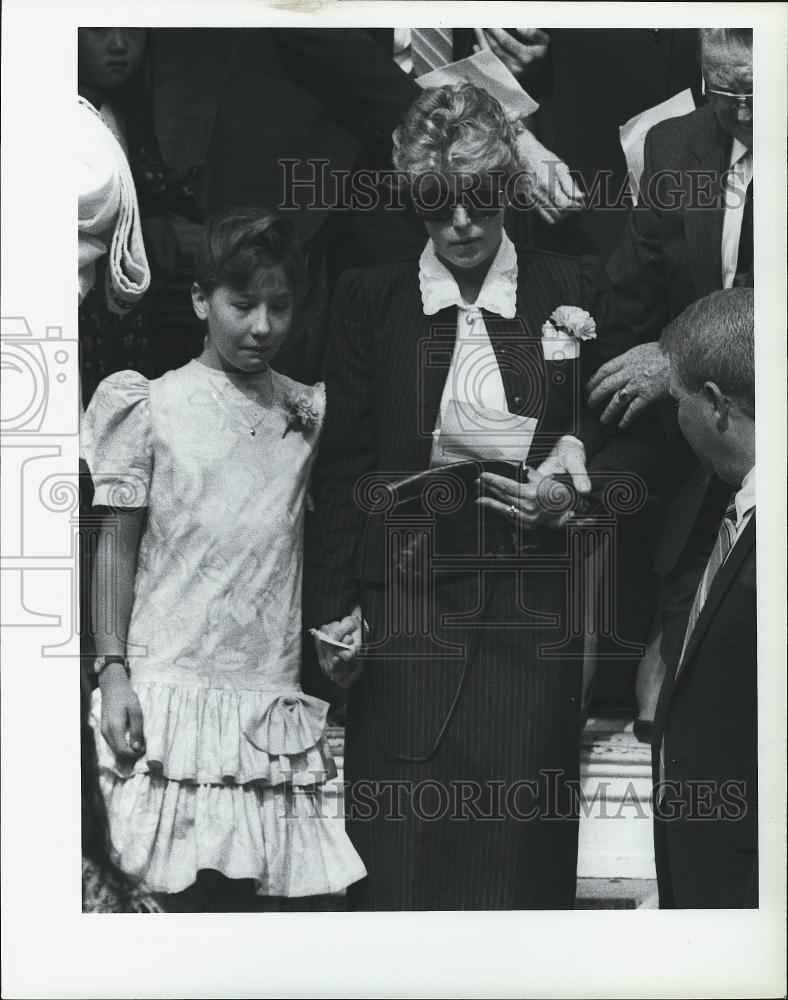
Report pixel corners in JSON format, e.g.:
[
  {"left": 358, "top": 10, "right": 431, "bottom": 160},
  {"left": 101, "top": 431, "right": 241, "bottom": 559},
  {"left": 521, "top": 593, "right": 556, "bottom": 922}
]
[{"left": 344, "top": 563, "right": 583, "bottom": 910}]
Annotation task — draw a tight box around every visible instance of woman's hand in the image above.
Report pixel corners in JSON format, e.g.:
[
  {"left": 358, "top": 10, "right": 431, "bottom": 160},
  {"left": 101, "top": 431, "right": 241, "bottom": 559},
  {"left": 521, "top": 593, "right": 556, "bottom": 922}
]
[
  {"left": 99, "top": 663, "right": 146, "bottom": 760},
  {"left": 312, "top": 606, "right": 365, "bottom": 689},
  {"left": 478, "top": 437, "right": 589, "bottom": 530},
  {"left": 586, "top": 342, "right": 671, "bottom": 428}
]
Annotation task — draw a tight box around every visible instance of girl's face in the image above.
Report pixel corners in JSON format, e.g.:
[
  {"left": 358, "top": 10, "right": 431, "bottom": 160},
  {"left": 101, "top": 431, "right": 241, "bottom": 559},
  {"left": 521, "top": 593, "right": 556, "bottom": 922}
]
[
  {"left": 192, "top": 266, "right": 295, "bottom": 375},
  {"left": 78, "top": 28, "right": 147, "bottom": 91}
]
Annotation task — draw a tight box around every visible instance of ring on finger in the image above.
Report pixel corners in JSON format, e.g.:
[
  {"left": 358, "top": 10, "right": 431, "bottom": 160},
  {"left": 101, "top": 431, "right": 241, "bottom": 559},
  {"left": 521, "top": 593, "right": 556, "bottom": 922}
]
[
  {"left": 508, "top": 503, "right": 518, "bottom": 521},
  {"left": 618, "top": 388, "right": 630, "bottom": 404}
]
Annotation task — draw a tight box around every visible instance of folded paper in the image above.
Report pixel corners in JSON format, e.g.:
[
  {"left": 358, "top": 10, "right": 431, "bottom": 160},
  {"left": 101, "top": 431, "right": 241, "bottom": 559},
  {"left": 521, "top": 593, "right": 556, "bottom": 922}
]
[
  {"left": 619, "top": 88, "right": 696, "bottom": 202},
  {"left": 417, "top": 49, "right": 539, "bottom": 122},
  {"left": 431, "top": 398, "right": 538, "bottom": 467}
]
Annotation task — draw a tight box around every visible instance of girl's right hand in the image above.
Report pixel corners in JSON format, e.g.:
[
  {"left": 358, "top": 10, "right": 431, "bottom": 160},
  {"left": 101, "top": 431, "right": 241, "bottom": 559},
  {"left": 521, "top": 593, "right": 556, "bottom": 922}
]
[{"left": 99, "top": 664, "right": 146, "bottom": 760}]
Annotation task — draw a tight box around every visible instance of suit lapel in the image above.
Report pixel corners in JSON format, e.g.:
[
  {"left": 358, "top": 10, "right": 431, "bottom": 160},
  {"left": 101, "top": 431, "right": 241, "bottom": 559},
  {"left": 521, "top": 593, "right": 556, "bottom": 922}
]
[
  {"left": 685, "top": 110, "right": 729, "bottom": 297},
  {"left": 500, "top": 258, "right": 571, "bottom": 464},
  {"left": 672, "top": 515, "right": 756, "bottom": 697},
  {"left": 416, "top": 305, "right": 456, "bottom": 466}
]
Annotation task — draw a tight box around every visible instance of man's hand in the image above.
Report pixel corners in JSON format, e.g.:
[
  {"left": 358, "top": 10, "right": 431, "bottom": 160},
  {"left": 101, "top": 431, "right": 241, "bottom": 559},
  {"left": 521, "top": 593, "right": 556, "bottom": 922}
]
[
  {"left": 313, "top": 606, "right": 364, "bottom": 689},
  {"left": 99, "top": 663, "right": 145, "bottom": 760},
  {"left": 514, "top": 129, "right": 585, "bottom": 224},
  {"left": 478, "top": 437, "right": 589, "bottom": 530},
  {"left": 474, "top": 28, "right": 549, "bottom": 83},
  {"left": 586, "top": 342, "right": 671, "bottom": 428}
]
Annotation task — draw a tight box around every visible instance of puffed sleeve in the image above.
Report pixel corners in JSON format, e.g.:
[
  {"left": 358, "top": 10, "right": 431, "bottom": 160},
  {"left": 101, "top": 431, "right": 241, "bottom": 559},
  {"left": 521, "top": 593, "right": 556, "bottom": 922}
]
[{"left": 80, "top": 371, "right": 152, "bottom": 509}]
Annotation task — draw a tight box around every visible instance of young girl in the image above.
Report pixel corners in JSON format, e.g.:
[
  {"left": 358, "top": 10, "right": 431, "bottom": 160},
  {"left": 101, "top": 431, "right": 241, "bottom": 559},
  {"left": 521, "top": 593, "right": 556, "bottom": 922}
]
[{"left": 82, "top": 208, "right": 366, "bottom": 910}]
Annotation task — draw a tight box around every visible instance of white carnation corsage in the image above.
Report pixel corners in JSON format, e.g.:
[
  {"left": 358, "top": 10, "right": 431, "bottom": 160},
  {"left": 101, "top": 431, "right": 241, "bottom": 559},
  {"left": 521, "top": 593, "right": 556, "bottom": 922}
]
[
  {"left": 282, "top": 385, "right": 324, "bottom": 438},
  {"left": 541, "top": 306, "right": 597, "bottom": 361}
]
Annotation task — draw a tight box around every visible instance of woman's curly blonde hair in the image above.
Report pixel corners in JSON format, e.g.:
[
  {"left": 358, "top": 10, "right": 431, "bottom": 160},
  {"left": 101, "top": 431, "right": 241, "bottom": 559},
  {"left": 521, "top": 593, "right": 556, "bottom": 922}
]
[{"left": 392, "top": 83, "right": 519, "bottom": 179}]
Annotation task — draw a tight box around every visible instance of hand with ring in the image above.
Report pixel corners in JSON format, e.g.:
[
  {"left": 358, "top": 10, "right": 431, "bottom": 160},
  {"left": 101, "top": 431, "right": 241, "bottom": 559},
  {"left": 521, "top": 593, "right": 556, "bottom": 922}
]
[
  {"left": 477, "top": 436, "right": 589, "bottom": 530},
  {"left": 586, "top": 342, "right": 671, "bottom": 428}
]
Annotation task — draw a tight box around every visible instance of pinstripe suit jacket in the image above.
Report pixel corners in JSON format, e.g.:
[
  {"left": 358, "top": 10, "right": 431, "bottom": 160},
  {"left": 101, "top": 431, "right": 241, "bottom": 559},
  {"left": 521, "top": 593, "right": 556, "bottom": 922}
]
[{"left": 304, "top": 243, "right": 635, "bottom": 628}]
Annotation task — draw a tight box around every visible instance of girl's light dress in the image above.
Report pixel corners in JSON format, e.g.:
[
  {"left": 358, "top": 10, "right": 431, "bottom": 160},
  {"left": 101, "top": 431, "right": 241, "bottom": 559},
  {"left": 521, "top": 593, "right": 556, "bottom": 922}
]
[{"left": 82, "top": 359, "right": 366, "bottom": 896}]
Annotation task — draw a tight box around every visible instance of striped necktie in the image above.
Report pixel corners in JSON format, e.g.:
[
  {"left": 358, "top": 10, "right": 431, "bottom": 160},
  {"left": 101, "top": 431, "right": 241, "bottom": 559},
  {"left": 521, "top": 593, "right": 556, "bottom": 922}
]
[
  {"left": 675, "top": 497, "right": 738, "bottom": 676},
  {"left": 411, "top": 28, "right": 454, "bottom": 76}
]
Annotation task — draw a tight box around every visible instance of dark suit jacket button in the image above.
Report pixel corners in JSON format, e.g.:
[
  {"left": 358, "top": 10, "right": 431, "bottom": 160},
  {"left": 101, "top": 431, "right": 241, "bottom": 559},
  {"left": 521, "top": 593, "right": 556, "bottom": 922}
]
[
  {"left": 514, "top": 395, "right": 524, "bottom": 407},
  {"left": 650, "top": 28, "right": 663, "bottom": 40}
]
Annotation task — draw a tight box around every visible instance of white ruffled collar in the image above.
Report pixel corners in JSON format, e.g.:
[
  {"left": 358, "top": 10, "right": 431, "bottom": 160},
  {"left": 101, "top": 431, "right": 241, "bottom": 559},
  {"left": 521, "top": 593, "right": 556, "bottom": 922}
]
[{"left": 418, "top": 232, "right": 518, "bottom": 318}]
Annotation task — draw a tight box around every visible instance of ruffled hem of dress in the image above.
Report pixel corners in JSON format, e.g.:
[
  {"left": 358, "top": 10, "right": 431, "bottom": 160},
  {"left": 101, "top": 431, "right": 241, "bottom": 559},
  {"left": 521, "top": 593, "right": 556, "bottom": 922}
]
[
  {"left": 100, "top": 771, "right": 367, "bottom": 897},
  {"left": 90, "top": 681, "right": 335, "bottom": 786}
]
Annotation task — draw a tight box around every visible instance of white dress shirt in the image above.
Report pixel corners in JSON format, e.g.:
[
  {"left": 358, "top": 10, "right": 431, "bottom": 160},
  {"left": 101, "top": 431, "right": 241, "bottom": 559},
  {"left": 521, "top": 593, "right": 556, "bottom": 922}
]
[
  {"left": 731, "top": 465, "right": 756, "bottom": 546},
  {"left": 721, "top": 139, "right": 753, "bottom": 289},
  {"left": 419, "top": 233, "right": 585, "bottom": 466}
]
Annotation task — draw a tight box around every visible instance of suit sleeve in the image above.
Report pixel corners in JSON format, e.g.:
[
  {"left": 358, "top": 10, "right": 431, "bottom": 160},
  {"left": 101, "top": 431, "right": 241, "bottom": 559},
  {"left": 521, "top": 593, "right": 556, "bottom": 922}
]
[
  {"left": 303, "top": 270, "right": 378, "bottom": 628},
  {"left": 271, "top": 28, "right": 420, "bottom": 156},
  {"left": 572, "top": 253, "right": 638, "bottom": 458},
  {"left": 605, "top": 124, "right": 670, "bottom": 344},
  {"left": 578, "top": 253, "right": 669, "bottom": 483}
]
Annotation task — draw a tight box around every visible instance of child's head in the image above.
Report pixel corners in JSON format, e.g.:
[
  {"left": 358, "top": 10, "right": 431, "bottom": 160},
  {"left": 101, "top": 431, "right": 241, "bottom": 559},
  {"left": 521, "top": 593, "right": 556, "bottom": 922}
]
[
  {"left": 192, "top": 208, "right": 305, "bottom": 375},
  {"left": 78, "top": 28, "right": 147, "bottom": 95}
]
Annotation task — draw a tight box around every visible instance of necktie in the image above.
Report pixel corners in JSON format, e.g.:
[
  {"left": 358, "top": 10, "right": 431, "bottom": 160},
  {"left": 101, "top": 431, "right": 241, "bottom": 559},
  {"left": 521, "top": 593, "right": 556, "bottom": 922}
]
[
  {"left": 675, "top": 497, "right": 738, "bottom": 675},
  {"left": 735, "top": 177, "right": 754, "bottom": 285},
  {"left": 411, "top": 28, "right": 454, "bottom": 76}
]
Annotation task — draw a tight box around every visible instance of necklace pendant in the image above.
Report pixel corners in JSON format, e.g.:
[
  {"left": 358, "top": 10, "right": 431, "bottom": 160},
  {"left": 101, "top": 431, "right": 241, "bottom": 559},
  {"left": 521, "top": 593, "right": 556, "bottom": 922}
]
[{"left": 250, "top": 428, "right": 255, "bottom": 436}]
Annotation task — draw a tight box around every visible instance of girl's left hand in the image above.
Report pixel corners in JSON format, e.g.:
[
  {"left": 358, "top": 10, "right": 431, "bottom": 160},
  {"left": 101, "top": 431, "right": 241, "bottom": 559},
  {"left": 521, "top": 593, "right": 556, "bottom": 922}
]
[{"left": 313, "top": 607, "right": 365, "bottom": 689}]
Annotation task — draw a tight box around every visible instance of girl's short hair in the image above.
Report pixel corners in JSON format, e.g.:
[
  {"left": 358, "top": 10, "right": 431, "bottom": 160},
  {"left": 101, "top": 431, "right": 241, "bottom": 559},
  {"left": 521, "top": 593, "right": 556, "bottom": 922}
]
[
  {"left": 392, "top": 83, "right": 518, "bottom": 179},
  {"left": 195, "top": 208, "right": 305, "bottom": 294}
]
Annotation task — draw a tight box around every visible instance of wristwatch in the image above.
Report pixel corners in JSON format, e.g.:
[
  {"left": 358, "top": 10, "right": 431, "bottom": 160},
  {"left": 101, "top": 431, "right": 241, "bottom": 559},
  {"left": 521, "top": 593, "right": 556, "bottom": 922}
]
[{"left": 93, "top": 654, "right": 130, "bottom": 677}]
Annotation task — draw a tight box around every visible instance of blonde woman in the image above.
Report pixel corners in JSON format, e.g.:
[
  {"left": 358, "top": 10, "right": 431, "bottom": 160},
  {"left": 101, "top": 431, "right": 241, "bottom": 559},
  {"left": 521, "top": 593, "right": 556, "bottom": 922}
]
[{"left": 306, "top": 84, "right": 636, "bottom": 910}]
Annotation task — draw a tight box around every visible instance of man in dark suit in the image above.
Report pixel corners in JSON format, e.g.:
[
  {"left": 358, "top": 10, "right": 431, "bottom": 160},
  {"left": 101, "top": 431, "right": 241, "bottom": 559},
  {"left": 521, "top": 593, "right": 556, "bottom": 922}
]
[
  {"left": 594, "top": 28, "right": 753, "bottom": 412},
  {"left": 652, "top": 287, "right": 756, "bottom": 908},
  {"left": 585, "top": 29, "right": 754, "bottom": 721}
]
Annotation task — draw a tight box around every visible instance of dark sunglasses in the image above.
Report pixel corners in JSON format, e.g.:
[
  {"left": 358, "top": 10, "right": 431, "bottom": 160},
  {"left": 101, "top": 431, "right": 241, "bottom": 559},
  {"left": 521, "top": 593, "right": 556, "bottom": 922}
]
[{"left": 409, "top": 174, "right": 506, "bottom": 221}]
